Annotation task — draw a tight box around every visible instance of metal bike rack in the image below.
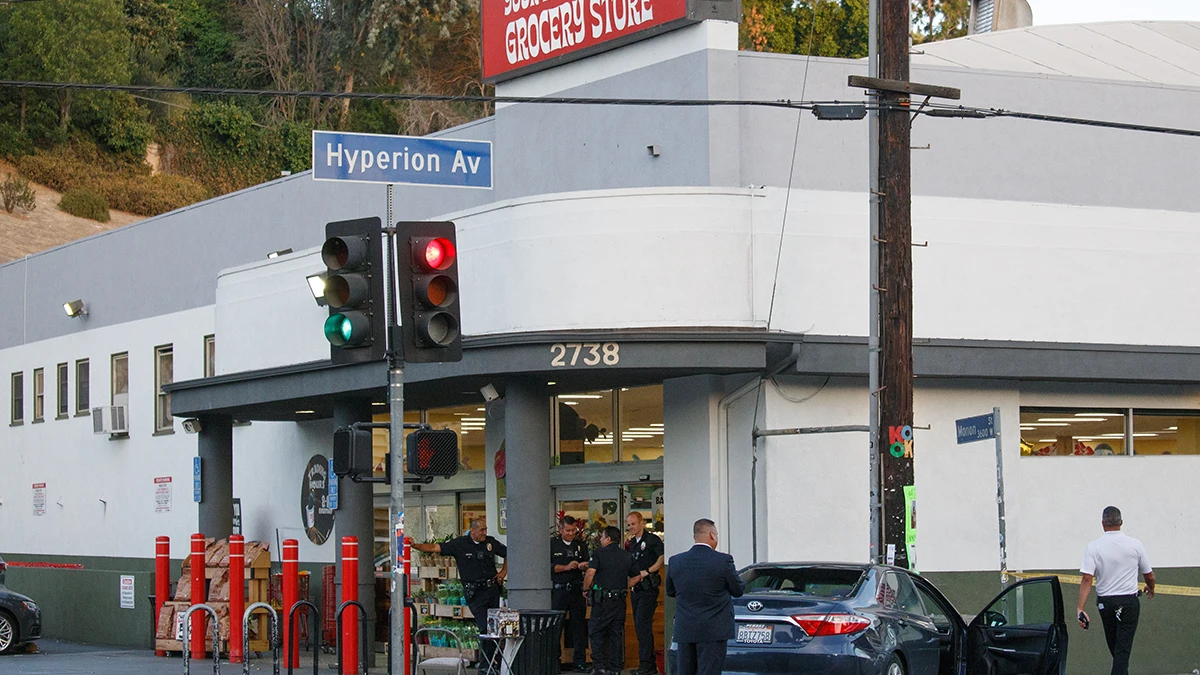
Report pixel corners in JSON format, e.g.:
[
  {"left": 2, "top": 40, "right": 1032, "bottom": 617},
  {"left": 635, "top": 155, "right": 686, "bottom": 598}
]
[
  {"left": 286, "top": 600, "right": 321, "bottom": 675},
  {"left": 182, "top": 603, "right": 222, "bottom": 675},
  {"left": 242, "top": 601, "right": 281, "bottom": 675},
  {"left": 335, "top": 600, "right": 370, "bottom": 674}
]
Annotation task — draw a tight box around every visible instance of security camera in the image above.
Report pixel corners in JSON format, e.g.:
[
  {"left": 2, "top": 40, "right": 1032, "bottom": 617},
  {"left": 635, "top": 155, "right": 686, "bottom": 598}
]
[
  {"left": 480, "top": 383, "right": 500, "bottom": 402},
  {"left": 182, "top": 418, "right": 203, "bottom": 434}
]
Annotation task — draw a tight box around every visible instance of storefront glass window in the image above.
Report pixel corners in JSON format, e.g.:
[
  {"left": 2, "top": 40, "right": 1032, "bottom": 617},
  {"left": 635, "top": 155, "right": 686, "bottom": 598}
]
[
  {"left": 556, "top": 390, "right": 614, "bottom": 465},
  {"left": 428, "top": 405, "right": 487, "bottom": 471},
  {"left": 619, "top": 385, "right": 664, "bottom": 462},
  {"left": 372, "top": 410, "right": 422, "bottom": 472},
  {"left": 1131, "top": 411, "right": 1200, "bottom": 455},
  {"left": 1020, "top": 408, "right": 1126, "bottom": 456}
]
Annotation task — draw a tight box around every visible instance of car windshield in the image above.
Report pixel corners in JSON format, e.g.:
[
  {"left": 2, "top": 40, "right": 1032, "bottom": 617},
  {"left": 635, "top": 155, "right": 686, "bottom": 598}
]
[{"left": 740, "top": 566, "right": 864, "bottom": 598}]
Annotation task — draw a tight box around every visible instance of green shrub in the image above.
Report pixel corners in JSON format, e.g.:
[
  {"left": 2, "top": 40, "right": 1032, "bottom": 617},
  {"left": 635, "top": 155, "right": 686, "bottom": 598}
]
[
  {"left": 18, "top": 142, "right": 209, "bottom": 216},
  {"left": 0, "top": 124, "right": 34, "bottom": 160},
  {"left": 1, "top": 173, "right": 37, "bottom": 213},
  {"left": 89, "top": 173, "right": 210, "bottom": 215},
  {"left": 59, "top": 188, "right": 110, "bottom": 222}
]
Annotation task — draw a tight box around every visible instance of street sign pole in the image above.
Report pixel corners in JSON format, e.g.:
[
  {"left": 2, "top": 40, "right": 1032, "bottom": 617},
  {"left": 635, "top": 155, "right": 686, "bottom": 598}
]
[
  {"left": 384, "top": 183, "right": 409, "bottom": 675},
  {"left": 993, "top": 406, "right": 1008, "bottom": 588}
]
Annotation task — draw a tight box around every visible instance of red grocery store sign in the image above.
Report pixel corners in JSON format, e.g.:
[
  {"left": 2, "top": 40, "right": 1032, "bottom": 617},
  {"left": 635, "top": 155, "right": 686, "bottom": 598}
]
[{"left": 483, "top": 0, "right": 690, "bottom": 81}]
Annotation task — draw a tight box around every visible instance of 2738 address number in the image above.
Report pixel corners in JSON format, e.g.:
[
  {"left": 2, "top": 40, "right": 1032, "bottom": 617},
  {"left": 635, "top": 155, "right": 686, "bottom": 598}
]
[{"left": 550, "top": 343, "right": 620, "bottom": 367}]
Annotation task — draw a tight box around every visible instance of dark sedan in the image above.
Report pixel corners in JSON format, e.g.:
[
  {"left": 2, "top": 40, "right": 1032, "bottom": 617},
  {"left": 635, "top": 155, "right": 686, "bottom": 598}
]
[
  {"left": 0, "top": 555, "right": 43, "bottom": 654},
  {"left": 670, "top": 562, "right": 1066, "bottom": 675}
]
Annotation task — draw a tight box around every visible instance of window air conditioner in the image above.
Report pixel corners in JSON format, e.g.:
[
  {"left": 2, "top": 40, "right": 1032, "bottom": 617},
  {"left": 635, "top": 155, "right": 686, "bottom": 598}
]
[{"left": 92, "top": 405, "right": 129, "bottom": 434}]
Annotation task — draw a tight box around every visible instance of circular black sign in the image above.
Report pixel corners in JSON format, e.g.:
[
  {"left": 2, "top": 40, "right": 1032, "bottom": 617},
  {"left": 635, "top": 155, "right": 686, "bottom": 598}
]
[{"left": 301, "top": 455, "right": 335, "bottom": 545}]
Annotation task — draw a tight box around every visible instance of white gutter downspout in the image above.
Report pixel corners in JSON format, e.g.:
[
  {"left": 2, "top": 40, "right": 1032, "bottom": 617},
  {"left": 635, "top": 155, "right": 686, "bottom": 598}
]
[{"left": 715, "top": 343, "right": 802, "bottom": 553}]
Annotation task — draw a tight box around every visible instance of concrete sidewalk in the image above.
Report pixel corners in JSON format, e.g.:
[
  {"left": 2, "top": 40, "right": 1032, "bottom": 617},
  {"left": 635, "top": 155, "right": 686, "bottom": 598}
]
[{"left": 0, "top": 640, "right": 656, "bottom": 675}]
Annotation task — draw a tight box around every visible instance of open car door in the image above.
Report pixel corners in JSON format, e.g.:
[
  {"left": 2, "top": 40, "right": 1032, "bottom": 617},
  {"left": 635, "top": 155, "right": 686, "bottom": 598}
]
[{"left": 966, "top": 576, "right": 1067, "bottom": 675}]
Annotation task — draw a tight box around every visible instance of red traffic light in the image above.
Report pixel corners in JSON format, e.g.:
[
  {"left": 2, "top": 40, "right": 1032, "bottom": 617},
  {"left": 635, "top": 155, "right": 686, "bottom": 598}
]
[{"left": 416, "top": 237, "right": 456, "bottom": 271}]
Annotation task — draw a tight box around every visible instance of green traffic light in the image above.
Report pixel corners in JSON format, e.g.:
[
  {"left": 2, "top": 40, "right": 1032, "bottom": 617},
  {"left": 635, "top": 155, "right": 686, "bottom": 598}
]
[{"left": 324, "top": 312, "right": 370, "bottom": 347}]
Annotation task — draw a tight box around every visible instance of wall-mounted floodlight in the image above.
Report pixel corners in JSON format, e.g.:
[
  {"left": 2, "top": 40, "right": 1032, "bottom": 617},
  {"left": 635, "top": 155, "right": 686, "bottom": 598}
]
[
  {"left": 267, "top": 248, "right": 294, "bottom": 259},
  {"left": 63, "top": 299, "right": 88, "bottom": 318},
  {"left": 306, "top": 273, "right": 328, "bottom": 307}
]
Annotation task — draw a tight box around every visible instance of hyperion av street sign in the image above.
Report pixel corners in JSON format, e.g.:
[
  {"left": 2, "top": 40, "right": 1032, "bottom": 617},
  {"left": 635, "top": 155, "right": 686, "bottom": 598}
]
[{"left": 312, "top": 130, "right": 493, "bottom": 189}]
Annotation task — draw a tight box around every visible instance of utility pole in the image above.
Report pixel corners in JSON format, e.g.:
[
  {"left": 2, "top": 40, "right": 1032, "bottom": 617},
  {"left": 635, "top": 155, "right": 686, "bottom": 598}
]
[
  {"left": 877, "top": 0, "right": 915, "bottom": 571},
  {"left": 852, "top": 0, "right": 960, "bottom": 570}
]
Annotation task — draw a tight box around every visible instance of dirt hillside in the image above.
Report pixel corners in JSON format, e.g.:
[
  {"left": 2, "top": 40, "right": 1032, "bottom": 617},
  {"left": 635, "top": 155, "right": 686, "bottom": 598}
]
[{"left": 0, "top": 159, "right": 144, "bottom": 264}]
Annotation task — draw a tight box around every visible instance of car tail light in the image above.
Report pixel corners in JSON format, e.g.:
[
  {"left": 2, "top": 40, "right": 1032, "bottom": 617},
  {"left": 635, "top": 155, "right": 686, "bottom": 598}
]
[{"left": 792, "top": 613, "right": 871, "bottom": 636}]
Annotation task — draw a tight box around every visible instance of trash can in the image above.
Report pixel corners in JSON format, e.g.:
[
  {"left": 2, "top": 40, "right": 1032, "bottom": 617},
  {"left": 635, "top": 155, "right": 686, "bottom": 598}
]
[{"left": 511, "top": 609, "right": 564, "bottom": 675}]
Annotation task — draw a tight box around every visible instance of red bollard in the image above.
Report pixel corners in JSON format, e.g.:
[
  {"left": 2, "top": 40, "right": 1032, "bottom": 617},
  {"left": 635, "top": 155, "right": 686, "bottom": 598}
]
[
  {"left": 403, "top": 536, "right": 412, "bottom": 674},
  {"left": 155, "top": 536, "right": 170, "bottom": 656},
  {"left": 190, "top": 533, "right": 207, "bottom": 660},
  {"left": 341, "top": 537, "right": 359, "bottom": 675},
  {"left": 229, "top": 535, "right": 245, "bottom": 664},
  {"left": 283, "top": 538, "right": 299, "bottom": 669}
]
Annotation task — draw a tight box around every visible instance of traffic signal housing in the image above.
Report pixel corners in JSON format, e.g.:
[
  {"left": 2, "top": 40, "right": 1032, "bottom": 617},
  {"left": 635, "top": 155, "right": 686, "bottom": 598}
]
[
  {"left": 406, "top": 428, "right": 460, "bottom": 477},
  {"left": 395, "top": 222, "right": 463, "bottom": 363},
  {"left": 322, "top": 217, "right": 386, "bottom": 364},
  {"left": 332, "top": 427, "right": 374, "bottom": 476}
]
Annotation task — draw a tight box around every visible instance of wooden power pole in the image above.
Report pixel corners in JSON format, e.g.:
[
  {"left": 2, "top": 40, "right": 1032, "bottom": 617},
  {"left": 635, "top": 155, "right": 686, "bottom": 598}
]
[{"left": 851, "top": 0, "right": 959, "bottom": 569}]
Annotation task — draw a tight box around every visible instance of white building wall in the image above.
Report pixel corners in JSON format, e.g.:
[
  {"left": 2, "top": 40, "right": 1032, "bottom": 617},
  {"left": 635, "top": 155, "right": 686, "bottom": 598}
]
[
  {"left": 0, "top": 307, "right": 213, "bottom": 561},
  {"left": 761, "top": 376, "right": 1200, "bottom": 573}
]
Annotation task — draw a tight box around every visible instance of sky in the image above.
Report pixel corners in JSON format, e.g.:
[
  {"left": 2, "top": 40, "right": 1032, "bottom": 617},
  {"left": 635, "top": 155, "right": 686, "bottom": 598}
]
[{"left": 1033, "top": 0, "right": 1200, "bottom": 26}]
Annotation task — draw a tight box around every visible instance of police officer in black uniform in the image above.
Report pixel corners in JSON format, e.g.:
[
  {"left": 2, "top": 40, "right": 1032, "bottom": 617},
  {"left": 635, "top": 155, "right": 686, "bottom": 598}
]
[
  {"left": 552, "top": 516, "right": 591, "bottom": 672},
  {"left": 413, "top": 518, "right": 508, "bottom": 667},
  {"left": 583, "top": 525, "right": 639, "bottom": 675},
  {"left": 625, "top": 512, "right": 665, "bottom": 675}
]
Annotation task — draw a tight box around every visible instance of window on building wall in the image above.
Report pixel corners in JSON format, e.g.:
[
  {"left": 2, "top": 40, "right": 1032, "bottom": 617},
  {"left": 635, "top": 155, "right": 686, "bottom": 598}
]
[
  {"left": 428, "top": 405, "right": 487, "bottom": 471},
  {"left": 10, "top": 372, "right": 22, "bottom": 424},
  {"left": 619, "top": 385, "right": 664, "bottom": 462},
  {"left": 1129, "top": 410, "right": 1200, "bottom": 456},
  {"left": 32, "top": 368, "right": 44, "bottom": 422},
  {"left": 1020, "top": 409, "right": 1126, "bottom": 456},
  {"left": 204, "top": 335, "right": 215, "bottom": 378},
  {"left": 111, "top": 352, "right": 129, "bottom": 407},
  {"left": 552, "top": 385, "right": 665, "bottom": 465},
  {"left": 556, "top": 390, "right": 615, "bottom": 464},
  {"left": 155, "top": 345, "right": 174, "bottom": 432},
  {"left": 75, "top": 359, "right": 90, "bottom": 414},
  {"left": 56, "top": 363, "right": 69, "bottom": 418}
]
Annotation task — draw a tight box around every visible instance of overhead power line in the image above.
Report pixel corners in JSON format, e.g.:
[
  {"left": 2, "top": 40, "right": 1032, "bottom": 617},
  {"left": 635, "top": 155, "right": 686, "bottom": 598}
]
[
  {"left": 0, "top": 79, "right": 822, "bottom": 110},
  {"left": 910, "top": 101, "right": 1200, "bottom": 138},
  {"left": 4, "top": 79, "right": 1200, "bottom": 138}
]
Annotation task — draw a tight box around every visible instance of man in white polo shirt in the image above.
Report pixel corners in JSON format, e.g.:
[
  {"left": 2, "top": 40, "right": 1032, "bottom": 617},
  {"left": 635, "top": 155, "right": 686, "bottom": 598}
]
[{"left": 1077, "top": 506, "right": 1155, "bottom": 675}]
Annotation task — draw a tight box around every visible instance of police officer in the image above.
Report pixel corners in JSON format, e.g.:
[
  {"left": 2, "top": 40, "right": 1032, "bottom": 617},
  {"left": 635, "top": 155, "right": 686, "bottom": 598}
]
[
  {"left": 1077, "top": 506, "right": 1155, "bottom": 675},
  {"left": 625, "top": 512, "right": 665, "bottom": 675},
  {"left": 413, "top": 518, "right": 507, "bottom": 667},
  {"left": 583, "top": 525, "right": 639, "bottom": 675},
  {"left": 552, "top": 516, "right": 591, "bottom": 672}
]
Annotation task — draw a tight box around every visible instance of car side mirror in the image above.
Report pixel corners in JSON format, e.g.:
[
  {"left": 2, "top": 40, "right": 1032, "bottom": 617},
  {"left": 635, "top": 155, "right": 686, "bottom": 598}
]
[{"left": 983, "top": 610, "right": 1008, "bottom": 627}]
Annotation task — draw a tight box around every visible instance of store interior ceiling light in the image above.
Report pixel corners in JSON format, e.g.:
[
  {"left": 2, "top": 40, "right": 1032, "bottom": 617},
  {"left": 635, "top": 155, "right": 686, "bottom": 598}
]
[
  {"left": 1075, "top": 412, "right": 1120, "bottom": 417},
  {"left": 462, "top": 417, "right": 486, "bottom": 422},
  {"left": 1038, "top": 439, "right": 1056, "bottom": 443},
  {"left": 295, "top": 410, "right": 315, "bottom": 414},
  {"left": 63, "top": 299, "right": 88, "bottom": 318},
  {"left": 558, "top": 394, "right": 604, "bottom": 400},
  {"left": 1038, "top": 418, "right": 1104, "bottom": 423},
  {"left": 1025, "top": 422, "right": 1069, "bottom": 427},
  {"left": 564, "top": 401, "right": 578, "bottom": 406}
]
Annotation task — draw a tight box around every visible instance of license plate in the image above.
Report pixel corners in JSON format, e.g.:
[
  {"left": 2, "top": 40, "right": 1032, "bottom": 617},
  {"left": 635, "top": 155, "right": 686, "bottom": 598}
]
[{"left": 736, "top": 623, "right": 773, "bottom": 645}]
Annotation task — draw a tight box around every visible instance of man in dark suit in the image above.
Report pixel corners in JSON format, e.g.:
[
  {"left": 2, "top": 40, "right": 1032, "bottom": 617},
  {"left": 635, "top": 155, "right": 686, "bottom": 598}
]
[{"left": 666, "top": 518, "right": 745, "bottom": 675}]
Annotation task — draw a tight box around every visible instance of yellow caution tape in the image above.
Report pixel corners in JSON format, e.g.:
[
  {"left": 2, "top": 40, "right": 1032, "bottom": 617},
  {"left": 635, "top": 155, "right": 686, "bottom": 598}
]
[{"left": 1008, "top": 571, "right": 1200, "bottom": 598}]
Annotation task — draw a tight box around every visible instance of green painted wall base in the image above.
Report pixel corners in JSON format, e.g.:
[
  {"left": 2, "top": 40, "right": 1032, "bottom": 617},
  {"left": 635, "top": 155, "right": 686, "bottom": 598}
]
[{"left": 3, "top": 553, "right": 328, "bottom": 651}]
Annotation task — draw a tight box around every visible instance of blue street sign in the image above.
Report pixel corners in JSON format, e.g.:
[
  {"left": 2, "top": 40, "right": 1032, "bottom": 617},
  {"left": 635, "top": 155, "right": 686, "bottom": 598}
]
[
  {"left": 956, "top": 413, "right": 996, "bottom": 444},
  {"left": 312, "top": 130, "right": 493, "bottom": 189},
  {"left": 328, "top": 458, "right": 339, "bottom": 510},
  {"left": 193, "top": 457, "right": 202, "bottom": 503}
]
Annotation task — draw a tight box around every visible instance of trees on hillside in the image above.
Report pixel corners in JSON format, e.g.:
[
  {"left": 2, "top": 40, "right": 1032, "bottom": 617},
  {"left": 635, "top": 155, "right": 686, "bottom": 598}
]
[
  {"left": 740, "top": 0, "right": 968, "bottom": 57},
  {"left": 3, "top": 0, "right": 131, "bottom": 130}
]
